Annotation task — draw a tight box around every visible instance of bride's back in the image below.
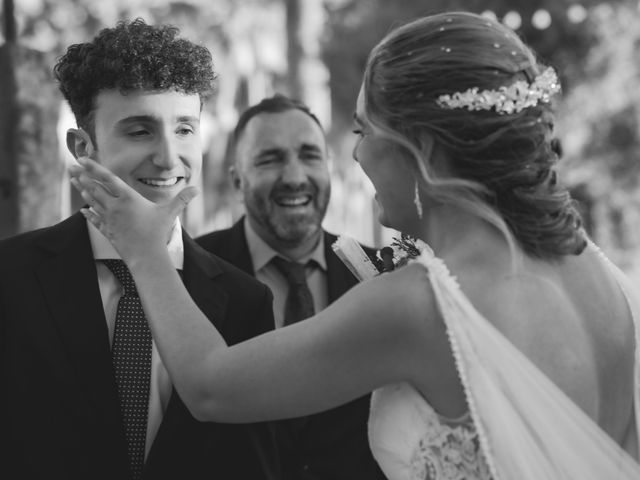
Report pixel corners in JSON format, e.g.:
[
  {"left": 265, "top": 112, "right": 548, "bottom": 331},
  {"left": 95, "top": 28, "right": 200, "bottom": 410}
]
[{"left": 455, "top": 243, "right": 637, "bottom": 451}]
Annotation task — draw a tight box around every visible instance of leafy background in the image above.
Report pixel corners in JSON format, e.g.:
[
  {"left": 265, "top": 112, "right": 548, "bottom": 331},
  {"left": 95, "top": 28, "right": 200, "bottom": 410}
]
[{"left": 1, "top": 0, "right": 639, "bottom": 278}]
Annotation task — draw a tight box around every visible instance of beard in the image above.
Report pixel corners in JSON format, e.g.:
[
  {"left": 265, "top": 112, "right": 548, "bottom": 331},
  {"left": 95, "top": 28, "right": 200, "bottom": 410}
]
[
  {"left": 267, "top": 210, "right": 322, "bottom": 245},
  {"left": 244, "top": 188, "right": 329, "bottom": 248}
]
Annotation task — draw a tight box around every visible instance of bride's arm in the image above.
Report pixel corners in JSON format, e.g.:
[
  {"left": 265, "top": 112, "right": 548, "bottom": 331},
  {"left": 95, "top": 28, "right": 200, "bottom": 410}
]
[
  {"left": 132, "top": 256, "right": 426, "bottom": 422},
  {"left": 69, "top": 158, "right": 435, "bottom": 423}
]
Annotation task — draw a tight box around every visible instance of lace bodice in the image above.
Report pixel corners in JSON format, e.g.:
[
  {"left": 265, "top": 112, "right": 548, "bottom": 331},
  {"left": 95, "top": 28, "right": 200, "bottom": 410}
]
[
  {"left": 369, "top": 382, "right": 491, "bottom": 480},
  {"left": 367, "top": 241, "right": 640, "bottom": 480},
  {"left": 368, "top": 244, "right": 492, "bottom": 480}
]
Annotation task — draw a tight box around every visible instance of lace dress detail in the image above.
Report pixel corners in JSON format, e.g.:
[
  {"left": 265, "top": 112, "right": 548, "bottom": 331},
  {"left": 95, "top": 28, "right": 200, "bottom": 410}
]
[
  {"left": 413, "top": 417, "right": 491, "bottom": 480},
  {"left": 369, "top": 380, "right": 491, "bottom": 480},
  {"left": 368, "top": 240, "right": 640, "bottom": 480}
]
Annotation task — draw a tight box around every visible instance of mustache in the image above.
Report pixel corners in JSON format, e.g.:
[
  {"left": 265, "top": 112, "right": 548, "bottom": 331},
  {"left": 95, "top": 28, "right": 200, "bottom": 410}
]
[{"left": 271, "top": 183, "right": 316, "bottom": 196}]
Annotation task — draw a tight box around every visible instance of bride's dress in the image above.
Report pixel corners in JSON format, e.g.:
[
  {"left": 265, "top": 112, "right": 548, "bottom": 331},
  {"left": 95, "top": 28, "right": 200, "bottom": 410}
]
[{"left": 368, "top": 243, "right": 640, "bottom": 480}]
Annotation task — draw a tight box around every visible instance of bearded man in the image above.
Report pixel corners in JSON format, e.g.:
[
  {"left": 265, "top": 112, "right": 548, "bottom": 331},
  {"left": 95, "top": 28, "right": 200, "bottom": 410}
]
[{"left": 197, "top": 94, "right": 384, "bottom": 480}]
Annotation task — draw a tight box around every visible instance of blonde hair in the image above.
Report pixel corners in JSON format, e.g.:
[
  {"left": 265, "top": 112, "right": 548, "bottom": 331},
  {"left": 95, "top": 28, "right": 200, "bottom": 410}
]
[{"left": 362, "top": 12, "right": 585, "bottom": 260}]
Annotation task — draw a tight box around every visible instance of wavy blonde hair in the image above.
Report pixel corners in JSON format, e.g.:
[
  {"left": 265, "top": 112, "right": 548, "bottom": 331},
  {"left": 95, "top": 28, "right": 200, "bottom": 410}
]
[{"left": 362, "top": 12, "right": 585, "bottom": 260}]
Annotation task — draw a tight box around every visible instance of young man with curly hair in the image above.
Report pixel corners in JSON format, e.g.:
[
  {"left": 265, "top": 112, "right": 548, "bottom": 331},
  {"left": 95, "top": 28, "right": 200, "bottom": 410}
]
[{"left": 0, "top": 19, "right": 280, "bottom": 480}]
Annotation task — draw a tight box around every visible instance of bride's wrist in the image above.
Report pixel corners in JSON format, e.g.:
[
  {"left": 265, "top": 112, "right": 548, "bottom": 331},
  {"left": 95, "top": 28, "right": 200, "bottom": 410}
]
[{"left": 126, "top": 245, "right": 172, "bottom": 278}]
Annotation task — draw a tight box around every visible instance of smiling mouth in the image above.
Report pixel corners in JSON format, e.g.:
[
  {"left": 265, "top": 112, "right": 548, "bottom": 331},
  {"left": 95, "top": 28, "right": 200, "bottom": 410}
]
[
  {"left": 273, "top": 194, "right": 312, "bottom": 207},
  {"left": 139, "top": 177, "right": 183, "bottom": 187}
]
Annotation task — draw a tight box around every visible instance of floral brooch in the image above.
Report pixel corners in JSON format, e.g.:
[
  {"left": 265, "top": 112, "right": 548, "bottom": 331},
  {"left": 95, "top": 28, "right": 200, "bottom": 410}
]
[{"left": 332, "top": 233, "right": 424, "bottom": 282}]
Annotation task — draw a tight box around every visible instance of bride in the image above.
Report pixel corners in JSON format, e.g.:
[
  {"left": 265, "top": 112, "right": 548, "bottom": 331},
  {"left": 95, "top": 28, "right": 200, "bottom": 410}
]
[{"left": 70, "top": 12, "right": 640, "bottom": 479}]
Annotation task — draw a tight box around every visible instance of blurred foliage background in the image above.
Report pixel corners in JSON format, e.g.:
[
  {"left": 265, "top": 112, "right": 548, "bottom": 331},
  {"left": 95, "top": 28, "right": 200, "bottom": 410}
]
[{"left": 1, "top": 0, "right": 639, "bottom": 277}]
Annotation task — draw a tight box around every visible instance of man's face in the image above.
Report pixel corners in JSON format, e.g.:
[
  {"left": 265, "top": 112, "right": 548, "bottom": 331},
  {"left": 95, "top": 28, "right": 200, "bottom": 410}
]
[
  {"left": 232, "top": 109, "right": 331, "bottom": 249},
  {"left": 91, "top": 89, "right": 202, "bottom": 204}
]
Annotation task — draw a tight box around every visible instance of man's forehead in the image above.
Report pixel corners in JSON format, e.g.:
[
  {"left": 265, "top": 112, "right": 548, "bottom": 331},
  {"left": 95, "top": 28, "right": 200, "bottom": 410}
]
[
  {"left": 94, "top": 89, "right": 201, "bottom": 122},
  {"left": 244, "top": 112, "right": 324, "bottom": 144}
]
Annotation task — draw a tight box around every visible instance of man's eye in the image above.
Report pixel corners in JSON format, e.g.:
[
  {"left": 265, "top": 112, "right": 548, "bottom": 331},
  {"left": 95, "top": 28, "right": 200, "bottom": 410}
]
[
  {"left": 302, "top": 153, "right": 322, "bottom": 161},
  {"left": 177, "top": 126, "right": 195, "bottom": 135},
  {"left": 256, "top": 157, "right": 276, "bottom": 165},
  {"left": 352, "top": 129, "right": 364, "bottom": 137},
  {"left": 128, "top": 129, "right": 150, "bottom": 137}
]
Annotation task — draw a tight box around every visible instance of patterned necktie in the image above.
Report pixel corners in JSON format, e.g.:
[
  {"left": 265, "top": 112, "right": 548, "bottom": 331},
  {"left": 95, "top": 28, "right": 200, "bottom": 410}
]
[
  {"left": 103, "top": 259, "right": 152, "bottom": 480},
  {"left": 271, "top": 257, "right": 316, "bottom": 326}
]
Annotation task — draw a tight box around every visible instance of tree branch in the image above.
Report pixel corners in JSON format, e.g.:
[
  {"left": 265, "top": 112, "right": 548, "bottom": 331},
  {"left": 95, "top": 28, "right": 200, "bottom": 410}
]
[{"left": 3, "top": 0, "right": 16, "bottom": 44}]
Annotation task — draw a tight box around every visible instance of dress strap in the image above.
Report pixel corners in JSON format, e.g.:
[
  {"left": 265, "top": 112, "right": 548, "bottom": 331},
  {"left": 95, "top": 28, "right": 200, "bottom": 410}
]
[
  {"left": 411, "top": 241, "right": 640, "bottom": 479},
  {"left": 411, "top": 246, "right": 502, "bottom": 479}
]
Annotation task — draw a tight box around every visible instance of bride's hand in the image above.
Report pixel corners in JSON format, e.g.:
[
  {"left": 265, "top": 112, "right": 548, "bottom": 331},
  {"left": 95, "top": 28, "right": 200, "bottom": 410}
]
[{"left": 68, "top": 157, "right": 198, "bottom": 264}]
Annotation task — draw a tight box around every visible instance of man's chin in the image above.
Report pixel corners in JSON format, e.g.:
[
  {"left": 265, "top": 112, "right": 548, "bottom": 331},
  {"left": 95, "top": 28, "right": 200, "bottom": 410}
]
[
  {"left": 137, "top": 189, "right": 180, "bottom": 204},
  {"left": 272, "top": 221, "right": 321, "bottom": 246}
]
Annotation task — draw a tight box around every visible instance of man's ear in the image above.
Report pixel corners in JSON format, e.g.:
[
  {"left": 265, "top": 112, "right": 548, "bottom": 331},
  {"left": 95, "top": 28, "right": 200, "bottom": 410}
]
[
  {"left": 66, "top": 128, "right": 95, "bottom": 160},
  {"left": 228, "top": 165, "right": 246, "bottom": 204},
  {"left": 229, "top": 165, "right": 242, "bottom": 190}
]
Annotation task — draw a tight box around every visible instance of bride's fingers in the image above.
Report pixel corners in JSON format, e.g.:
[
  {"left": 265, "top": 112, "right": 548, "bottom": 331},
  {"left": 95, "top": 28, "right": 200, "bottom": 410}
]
[
  {"left": 68, "top": 164, "right": 83, "bottom": 178},
  {"left": 78, "top": 187, "right": 106, "bottom": 216},
  {"left": 80, "top": 207, "right": 104, "bottom": 231},
  {"left": 166, "top": 186, "right": 199, "bottom": 218},
  {"left": 83, "top": 176, "right": 115, "bottom": 207},
  {"left": 70, "top": 175, "right": 107, "bottom": 211},
  {"left": 76, "top": 157, "right": 124, "bottom": 198}
]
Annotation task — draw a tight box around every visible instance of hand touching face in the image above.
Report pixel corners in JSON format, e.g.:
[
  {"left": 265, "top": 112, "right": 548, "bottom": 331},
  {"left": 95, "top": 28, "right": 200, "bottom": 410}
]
[{"left": 69, "top": 156, "right": 197, "bottom": 264}]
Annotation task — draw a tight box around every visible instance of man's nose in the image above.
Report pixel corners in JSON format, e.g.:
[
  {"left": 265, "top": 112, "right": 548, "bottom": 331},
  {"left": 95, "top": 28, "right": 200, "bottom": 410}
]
[
  {"left": 281, "top": 157, "right": 307, "bottom": 185},
  {"left": 152, "top": 134, "right": 180, "bottom": 169}
]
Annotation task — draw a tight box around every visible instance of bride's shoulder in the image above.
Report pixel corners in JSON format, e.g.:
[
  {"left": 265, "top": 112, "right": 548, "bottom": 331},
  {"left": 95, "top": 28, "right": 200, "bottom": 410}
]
[
  {"left": 359, "top": 262, "right": 442, "bottom": 326},
  {"left": 374, "top": 261, "right": 434, "bottom": 295}
]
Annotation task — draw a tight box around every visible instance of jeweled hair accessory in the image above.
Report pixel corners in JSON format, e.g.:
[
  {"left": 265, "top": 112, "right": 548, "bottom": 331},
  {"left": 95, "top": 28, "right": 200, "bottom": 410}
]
[{"left": 436, "top": 67, "right": 561, "bottom": 115}]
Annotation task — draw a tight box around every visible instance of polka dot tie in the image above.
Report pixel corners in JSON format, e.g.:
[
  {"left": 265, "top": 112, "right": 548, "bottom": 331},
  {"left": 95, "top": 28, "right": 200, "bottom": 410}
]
[
  {"left": 103, "top": 259, "right": 151, "bottom": 480},
  {"left": 271, "top": 257, "right": 316, "bottom": 326}
]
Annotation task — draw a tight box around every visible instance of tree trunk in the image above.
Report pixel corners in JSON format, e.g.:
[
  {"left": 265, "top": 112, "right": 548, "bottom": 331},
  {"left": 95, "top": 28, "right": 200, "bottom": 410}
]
[
  {"left": 285, "top": 0, "right": 303, "bottom": 100},
  {"left": 0, "top": 0, "right": 63, "bottom": 239},
  {"left": 0, "top": 0, "right": 18, "bottom": 239},
  {"left": 285, "top": 0, "right": 331, "bottom": 127},
  {"left": 14, "top": 47, "right": 64, "bottom": 233}
]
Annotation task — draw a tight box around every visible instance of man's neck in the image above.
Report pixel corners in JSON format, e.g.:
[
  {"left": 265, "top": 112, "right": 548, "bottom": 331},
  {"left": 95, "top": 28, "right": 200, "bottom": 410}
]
[
  {"left": 272, "top": 235, "right": 322, "bottom": 262},
  {"left": 246, "top": 217, "right": 322, "bottom": 262}
]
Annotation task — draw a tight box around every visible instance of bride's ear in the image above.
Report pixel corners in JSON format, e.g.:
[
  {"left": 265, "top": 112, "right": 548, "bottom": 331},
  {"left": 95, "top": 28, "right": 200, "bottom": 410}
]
[
  {"left": 66, "top": 128, "right": 95, "bottom": 160},
  {"left": 421, "top": 133, "right": 450, "bottom": 177},
  {"left": 414, "top": 132, "right": 438, "bottom": 169}
]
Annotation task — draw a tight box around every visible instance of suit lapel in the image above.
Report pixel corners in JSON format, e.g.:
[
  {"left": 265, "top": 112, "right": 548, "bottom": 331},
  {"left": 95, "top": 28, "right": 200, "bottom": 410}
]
[
  {"left": 34, "top": 214, "right": 126, "bottom": 449},
  {"left": 148, "top": 234, "right": 228, "bottom": 460},
  {"left": 223, "top": 219, "right": 255, "bottom": 275},
  {"left": 182, "top": 233, "right": 228, "bottom": 329},
  {"left": 323, "top": 231, "right": 359, "bottom": 303}
]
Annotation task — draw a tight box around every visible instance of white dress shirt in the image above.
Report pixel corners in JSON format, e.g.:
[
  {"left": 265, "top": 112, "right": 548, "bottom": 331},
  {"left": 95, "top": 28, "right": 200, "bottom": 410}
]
[
  {"left": 87, "top": 220, "right": 183, "bottom": 458},
  {"left": 244, "top": 217, "right": 328, "bottom": 328}
]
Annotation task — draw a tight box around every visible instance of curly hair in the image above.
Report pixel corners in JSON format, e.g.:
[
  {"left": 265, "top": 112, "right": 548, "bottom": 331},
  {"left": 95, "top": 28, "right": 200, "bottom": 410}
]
[
  {"left": 362, "top": 11, "right": 586, "bottom": 260},
  {"left": 53, "top": 18, "right": 216, "bottom": 138}
]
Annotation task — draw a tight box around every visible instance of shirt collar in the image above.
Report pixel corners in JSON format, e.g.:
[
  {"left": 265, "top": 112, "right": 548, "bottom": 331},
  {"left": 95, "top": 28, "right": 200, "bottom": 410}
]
[
  {"left": 243, "top": 216, "right": 326, "bottom": 272},
  {"left": 87, "top": 217, "right": 184, "bottom": 270}
]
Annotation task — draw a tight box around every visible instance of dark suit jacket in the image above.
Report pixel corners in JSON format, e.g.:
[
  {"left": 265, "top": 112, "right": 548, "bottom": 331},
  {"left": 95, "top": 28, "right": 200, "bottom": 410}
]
[
  {"left": 0, "top": 213, "right": 280, "bottom": 480},
  {"left": 197, "top": 219, "right": 385, "bottom": 480}
]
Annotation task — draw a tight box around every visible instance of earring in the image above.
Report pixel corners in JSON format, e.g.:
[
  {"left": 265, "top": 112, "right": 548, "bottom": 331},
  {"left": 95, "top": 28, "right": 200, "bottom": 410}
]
[{"left": 414, "top": 181, "right": 423, "bottom": 219}]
